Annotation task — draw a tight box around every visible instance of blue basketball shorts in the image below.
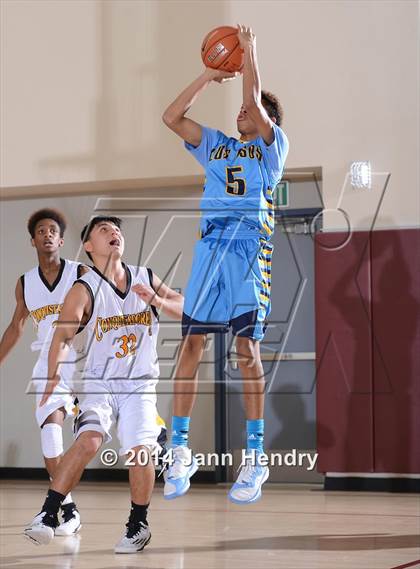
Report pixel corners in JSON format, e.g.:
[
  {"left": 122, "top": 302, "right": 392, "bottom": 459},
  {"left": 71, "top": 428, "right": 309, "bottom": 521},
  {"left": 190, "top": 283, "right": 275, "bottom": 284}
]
[{"left": 182, "top": 229, "right": 273, "bottom": 341}]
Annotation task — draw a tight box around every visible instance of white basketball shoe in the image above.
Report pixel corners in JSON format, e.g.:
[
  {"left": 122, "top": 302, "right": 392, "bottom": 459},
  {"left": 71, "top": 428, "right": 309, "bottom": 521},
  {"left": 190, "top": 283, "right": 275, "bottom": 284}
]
[
  {"left": 163, "top": 446, "right": 198, "bottom": 500},
  {"left": 24, "top": 511, "right": 58, "bottom": 545},
  {"left": 55, "top": 503, "right": 81, "bottom": 536},
  {"left": 228, "top": 451, "right": 269, "bottom": 504},
  {"left": 114, "top": 521, "right": 151, "bottom": 554}
]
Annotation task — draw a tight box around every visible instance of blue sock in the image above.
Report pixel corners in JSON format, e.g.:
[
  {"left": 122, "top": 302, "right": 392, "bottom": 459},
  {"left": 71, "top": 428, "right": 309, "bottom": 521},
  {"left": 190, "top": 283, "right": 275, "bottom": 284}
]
[
  {"left": 171, "top": 416, "right": 190, "bottom": 448},
  {"left": 246, "top": 419, "right": 264, "bottom": 454}
]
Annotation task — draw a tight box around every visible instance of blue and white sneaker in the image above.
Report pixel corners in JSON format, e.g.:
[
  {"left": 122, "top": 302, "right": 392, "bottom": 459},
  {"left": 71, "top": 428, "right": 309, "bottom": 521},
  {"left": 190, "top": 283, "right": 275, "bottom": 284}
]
[
  {"left": 228, "top": 453, "right": 269, "bottom": 504},
  {"left": 164, "top": 446, "right": 198, "bottom": 500}
]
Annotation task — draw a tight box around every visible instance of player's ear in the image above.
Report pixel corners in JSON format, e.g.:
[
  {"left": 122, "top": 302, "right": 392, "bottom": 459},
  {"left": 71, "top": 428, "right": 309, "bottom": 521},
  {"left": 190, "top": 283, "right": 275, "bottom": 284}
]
[
  {"left": 30, "top": 237, "right": 35, "bottom": 248},
  {"left": 84, "top": 240, "right": 93, "bottom": 256},
  {"left": 58, "top": 237, "right": 64, "bottom": 248},
  {"left": 271, "top": 116, "right": 277, "bottom": 124}
]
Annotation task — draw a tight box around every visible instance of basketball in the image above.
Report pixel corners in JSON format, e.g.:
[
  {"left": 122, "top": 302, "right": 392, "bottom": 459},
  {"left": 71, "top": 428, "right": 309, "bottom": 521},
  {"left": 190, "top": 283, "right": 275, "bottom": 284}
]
[{"left": 201, "top": 26, "right": 244, "bottom": 73}]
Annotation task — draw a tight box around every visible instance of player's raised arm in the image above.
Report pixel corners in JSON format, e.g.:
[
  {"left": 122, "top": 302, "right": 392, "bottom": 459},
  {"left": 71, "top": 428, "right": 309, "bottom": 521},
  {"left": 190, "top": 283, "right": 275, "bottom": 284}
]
[
  {"left": 162, "top": 68, "right": 237, "bottom": 147},
  {"left": 132, "top": 273, "right": 184, "bottom": 320},
  {"left": 0, "top": 278, "right": 30, "bottom": 365},
  {"left": 40, "top": 283, "right": 91, "bottom": 406},
  {"left": 238, "top": 24, "right": 275, "bottom": 145}
]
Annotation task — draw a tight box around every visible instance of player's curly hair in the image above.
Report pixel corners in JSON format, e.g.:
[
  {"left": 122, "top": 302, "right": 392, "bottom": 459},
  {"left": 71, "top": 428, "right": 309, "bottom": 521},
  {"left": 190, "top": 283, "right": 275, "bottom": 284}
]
[
  {"left": 261, "top": 90, "right": 284, "bottom": 127},
  {"left": 27, "top": 208, "right": 67, "bottom": 238},
  {"left": 80, "top": 216, "right": 122, "bottom": 261}
]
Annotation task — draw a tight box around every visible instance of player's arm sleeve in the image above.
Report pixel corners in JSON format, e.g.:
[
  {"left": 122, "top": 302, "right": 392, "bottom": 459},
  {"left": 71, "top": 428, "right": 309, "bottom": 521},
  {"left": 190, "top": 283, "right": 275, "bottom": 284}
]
[
  {"left": 184, "top": 127, "right": 223, "bottom": 168},
  {"left": 260, "top": 124, "right": 289, "bottom": 184}
]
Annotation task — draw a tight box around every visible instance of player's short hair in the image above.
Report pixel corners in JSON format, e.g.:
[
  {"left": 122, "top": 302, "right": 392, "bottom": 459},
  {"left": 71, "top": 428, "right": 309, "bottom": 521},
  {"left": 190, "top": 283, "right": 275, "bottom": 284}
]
[
  {"left": 261, "top": 90, "right": 284, "bottom": 127},
  {"left": 27, "top": 208, "right": 67, "bottom": 238},
  {"left": 80, "top": 216, "right": 122, "bottom": 261}
]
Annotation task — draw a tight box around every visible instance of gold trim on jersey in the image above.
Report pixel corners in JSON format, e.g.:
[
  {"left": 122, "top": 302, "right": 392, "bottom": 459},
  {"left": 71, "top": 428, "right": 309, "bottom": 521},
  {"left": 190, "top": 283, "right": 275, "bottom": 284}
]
[
  {"left": 95, "top": 310, "right": 152, "bottom": 342},
  {"left": 156, "top": 414, "right": 166, "bottom": 427},
  {"left": 30, "top": 303, "right": 62, "bottom": 325},
  {"left": 262, "top": 221, "right": 274, "bottom": 236}
]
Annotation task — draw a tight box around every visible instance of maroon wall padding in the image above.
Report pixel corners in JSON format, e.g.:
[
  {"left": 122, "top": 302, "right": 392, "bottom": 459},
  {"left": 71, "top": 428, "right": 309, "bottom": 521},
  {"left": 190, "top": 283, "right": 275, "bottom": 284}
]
[
  {"left": 371, "top": 229, "right": 420, "bottom": 472},
  {"left": 315, "top": 231, "right": 374, "bottom": 472},
  {"left": 316, "top": 228, "right": 420, "bottom": 474}
]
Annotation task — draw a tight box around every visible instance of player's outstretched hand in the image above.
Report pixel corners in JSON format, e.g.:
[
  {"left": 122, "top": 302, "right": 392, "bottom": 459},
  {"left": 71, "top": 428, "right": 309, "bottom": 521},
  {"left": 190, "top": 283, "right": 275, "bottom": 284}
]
[
  {"left": 237, "top": 24, "right": 256, "bottom": 49},
  {"left": 39, "top": 377, "right": 59, "bottom": 407},
  {"left": 204, "top": 67, "right": 241, "bottom": 84},
  {"left": 132, "top": 283, "right": 157, "bottom": 306}
]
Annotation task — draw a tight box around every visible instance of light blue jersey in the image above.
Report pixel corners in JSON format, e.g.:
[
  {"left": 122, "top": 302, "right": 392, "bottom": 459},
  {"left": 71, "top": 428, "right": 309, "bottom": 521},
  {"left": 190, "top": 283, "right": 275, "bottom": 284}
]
[{"left": 185, "top": 124, "right": 289, "bottom": 240}]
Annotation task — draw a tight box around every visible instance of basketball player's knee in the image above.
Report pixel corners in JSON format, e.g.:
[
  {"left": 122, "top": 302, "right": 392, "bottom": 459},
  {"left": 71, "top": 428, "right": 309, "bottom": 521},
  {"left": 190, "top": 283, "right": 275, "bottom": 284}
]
[
  {"left": 41, "top": 423, "right": 63, "bottom": 459},
  {"left": 77, "top": 432, "right": 103, "bottom": 458},
  {"left": 236, "top": 337, "right": 258, "bottom": 367},
  {"left": 42, "top": 408, "right": 65, "bottom": 427},
  {"left": 183, "top": 334, "right": 206, "bottom": 355},
  {"left": 128, "top": 445, "right": 153, "bottom": 468},
  {"left": 74, "top": 410, "right": 104, "bottom": 455}
]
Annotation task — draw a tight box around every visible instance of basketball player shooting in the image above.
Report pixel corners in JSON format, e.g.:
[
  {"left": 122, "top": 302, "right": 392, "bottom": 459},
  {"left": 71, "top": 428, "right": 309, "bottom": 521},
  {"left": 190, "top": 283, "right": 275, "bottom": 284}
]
[{"left": 162, "top": 24, "right": 289, "bottom": 503}]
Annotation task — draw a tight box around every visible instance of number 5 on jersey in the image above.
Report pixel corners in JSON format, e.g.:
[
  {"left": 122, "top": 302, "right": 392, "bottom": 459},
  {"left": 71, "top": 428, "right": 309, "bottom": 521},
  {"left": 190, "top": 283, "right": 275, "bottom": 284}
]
[{"left": 226, "top": 166, "right": 246, "bottom": 196}]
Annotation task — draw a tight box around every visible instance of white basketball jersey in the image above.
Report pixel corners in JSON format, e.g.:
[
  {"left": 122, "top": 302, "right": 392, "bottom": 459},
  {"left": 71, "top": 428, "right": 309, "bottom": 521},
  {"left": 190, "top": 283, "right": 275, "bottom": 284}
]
[
  {"left": 22, "top": 259, "right": 81, "bottom": 356},
  {"left": 75, "top": 264, "right": 159, "bottom": 381}
]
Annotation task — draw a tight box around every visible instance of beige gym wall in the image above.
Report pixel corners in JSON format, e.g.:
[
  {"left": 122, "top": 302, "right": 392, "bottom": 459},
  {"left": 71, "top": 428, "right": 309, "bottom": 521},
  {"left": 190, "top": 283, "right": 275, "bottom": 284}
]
[
  {"left": 1, "top": 0, "right": 419, "bottom": 229},
  {"left": 0, "top": 0, "right": 419, "bottom": 468},
  {"left": 0, "top": 191, "right": 217, "bottom": 468}
]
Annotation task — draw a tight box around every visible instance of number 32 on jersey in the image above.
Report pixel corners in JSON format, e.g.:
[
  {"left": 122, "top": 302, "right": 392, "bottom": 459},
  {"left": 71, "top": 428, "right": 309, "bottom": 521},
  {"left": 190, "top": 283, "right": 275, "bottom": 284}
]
[{"left": 115, "top": 334, "right": 137, "bottom": 358}]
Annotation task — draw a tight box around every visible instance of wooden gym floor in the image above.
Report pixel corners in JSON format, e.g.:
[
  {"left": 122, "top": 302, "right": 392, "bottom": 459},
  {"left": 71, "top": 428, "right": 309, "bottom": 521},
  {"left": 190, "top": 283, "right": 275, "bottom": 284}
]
[{"left": 0, "top": 480, "right": 419, "bottom": 569}]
